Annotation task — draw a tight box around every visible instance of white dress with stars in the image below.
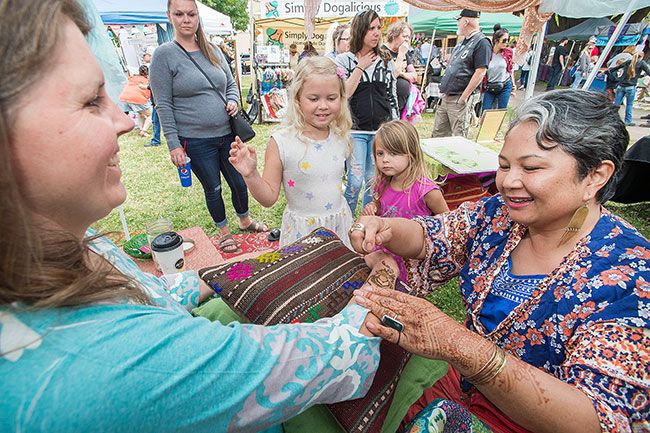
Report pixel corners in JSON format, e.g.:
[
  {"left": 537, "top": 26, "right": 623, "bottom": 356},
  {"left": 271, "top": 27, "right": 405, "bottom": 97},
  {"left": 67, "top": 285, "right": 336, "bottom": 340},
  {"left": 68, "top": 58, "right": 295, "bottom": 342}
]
[{"left": 273, "top": 127, "right": 354, "bottom": 249}]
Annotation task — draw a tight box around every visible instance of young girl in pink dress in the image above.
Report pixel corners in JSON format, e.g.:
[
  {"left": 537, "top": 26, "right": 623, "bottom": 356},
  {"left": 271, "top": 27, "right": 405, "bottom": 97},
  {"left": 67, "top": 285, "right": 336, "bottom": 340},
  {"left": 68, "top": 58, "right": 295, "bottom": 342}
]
[{"left": 361, "top": 120, "right": 448, "bottom": 280}]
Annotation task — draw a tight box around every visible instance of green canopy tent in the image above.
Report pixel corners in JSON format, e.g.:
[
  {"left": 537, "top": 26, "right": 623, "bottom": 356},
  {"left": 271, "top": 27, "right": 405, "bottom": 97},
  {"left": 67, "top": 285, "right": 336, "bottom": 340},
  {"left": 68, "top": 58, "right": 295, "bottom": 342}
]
[{"left": 409, "top": 8, "right": 523, "bottom": 35}]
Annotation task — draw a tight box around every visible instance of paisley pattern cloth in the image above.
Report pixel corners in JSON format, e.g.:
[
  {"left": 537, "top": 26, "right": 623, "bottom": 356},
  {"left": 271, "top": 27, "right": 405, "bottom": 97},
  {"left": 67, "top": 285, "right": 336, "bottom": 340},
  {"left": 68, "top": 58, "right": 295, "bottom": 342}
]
[
  {"left": 403, "top": 398, "right": 492, "bottom": 433},
  {"left": 273, "top": 127, "right": 354, "bottom": 249},
  {"left": 407, "top": 195, "right": 649, "bottom": 433},
  {"left": 0, "top": 233, "right": 380, "bottom": 433}
]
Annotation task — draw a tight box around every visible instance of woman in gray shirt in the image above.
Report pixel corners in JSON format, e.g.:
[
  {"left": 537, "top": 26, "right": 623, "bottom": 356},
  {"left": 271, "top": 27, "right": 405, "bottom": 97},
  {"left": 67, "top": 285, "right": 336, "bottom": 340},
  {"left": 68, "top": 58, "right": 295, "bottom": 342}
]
[
  {"left": 151, "top": 0, "right": 267, "bottom": 252},
  {"left": 481, "top": 25, "right": 516, "bottom": 112}
]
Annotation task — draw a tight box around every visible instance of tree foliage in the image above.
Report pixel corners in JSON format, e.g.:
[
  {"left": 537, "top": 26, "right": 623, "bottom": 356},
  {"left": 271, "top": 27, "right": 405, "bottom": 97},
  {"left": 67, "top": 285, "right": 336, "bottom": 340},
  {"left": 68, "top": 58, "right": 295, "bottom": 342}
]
[{"left": 202, "top": 0, "right": 249, "bottom": 32}]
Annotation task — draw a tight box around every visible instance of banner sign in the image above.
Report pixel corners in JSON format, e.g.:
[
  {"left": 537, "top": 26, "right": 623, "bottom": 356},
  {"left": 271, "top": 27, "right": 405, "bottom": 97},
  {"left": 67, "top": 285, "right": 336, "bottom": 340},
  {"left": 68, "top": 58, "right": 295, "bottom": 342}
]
[
  {"left": 260, "top": 0, "right": 408, "bottom": 20},
  {"left": 257, "top": 21, "right": 331, "bottom": 51}
]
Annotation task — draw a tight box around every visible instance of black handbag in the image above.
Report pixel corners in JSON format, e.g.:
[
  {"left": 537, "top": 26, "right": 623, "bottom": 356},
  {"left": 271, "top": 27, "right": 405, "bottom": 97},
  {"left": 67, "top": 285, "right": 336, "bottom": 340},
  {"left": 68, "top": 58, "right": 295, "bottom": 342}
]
[
  {"left": 485, "top": 80, "right": 507, "bottom": 94},
  {"left": 175, "top": 41, "right": 256, "bottom": 142}
]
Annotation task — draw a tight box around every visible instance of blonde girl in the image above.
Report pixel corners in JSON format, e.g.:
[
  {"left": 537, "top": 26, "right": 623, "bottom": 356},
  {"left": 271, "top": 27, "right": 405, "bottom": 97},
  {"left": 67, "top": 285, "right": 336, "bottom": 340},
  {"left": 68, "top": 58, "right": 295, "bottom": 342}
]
[
  {"left": 361, "top": 120, "right": 448, "bottom": 279},
  {"left": 230, "top": 56, "right": 356, "bottom": 247}
]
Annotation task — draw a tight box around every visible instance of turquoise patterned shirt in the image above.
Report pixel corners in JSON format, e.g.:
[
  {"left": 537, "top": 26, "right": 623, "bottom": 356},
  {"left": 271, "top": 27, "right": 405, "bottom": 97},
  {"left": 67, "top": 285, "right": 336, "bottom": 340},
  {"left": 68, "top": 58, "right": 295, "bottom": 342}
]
[{"left": 1, "top": 233, "right": 381, "bottom": 432}]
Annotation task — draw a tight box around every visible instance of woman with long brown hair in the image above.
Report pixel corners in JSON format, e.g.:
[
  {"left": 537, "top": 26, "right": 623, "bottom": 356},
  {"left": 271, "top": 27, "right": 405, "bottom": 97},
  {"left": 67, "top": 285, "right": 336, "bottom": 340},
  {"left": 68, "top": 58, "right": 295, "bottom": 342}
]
[
  {"left": 0, "top": 1, "right": 385, "bottom": 430},
  {"left": 150, "top": 0, "right": 268, "bottom": 254},
  {"left": 335, "top": 9, "right": 398, "bottom": 214}
]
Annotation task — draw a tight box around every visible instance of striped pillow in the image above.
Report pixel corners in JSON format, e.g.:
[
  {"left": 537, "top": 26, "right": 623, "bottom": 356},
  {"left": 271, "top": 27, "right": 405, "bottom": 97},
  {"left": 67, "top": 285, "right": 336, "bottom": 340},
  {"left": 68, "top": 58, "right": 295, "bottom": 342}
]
[{"left": 198, "top": 227, "right": 409, "bottom": 433}]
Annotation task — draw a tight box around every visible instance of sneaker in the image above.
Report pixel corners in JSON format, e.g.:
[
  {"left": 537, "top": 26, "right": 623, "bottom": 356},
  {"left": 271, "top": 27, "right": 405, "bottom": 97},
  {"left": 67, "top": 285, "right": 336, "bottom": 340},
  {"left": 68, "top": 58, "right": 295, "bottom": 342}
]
[
  {"left": 641, "top": 114, "right": 650, "bottom": 120},
  {"left": 626, "top": 122, "right": 636, "bottom": 127}
]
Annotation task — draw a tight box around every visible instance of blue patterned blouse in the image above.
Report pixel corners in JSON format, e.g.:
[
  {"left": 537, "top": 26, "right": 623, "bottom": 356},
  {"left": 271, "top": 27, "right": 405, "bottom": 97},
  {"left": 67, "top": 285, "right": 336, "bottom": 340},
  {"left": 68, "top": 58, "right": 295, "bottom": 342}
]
[{"left": 408, "top": 195, "right": 649, "bottom": 433}]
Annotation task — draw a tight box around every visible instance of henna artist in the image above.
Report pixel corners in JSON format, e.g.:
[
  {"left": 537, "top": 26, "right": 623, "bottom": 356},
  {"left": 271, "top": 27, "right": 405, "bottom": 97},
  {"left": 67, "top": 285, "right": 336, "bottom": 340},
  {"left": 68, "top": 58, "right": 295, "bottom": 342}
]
[{"left": 349, "top": 90, "right": 649, "bottom": 433}]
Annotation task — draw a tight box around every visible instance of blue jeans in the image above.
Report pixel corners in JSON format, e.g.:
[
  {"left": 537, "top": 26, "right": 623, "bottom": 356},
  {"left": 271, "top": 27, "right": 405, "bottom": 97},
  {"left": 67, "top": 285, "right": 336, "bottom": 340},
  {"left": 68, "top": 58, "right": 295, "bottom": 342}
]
[
  {"left": 482, "top": 80, "right": 513, "bottom": 111},
  {"left": 180, "top": 134, "right": 249, "bottom": 228},
  {"left": 519, "top": 70, "right": 529, "bottom": 88},
  {"left": 614, "top": 85, "right": 636, "bottom": 125},
  {"left": 150, "top": 106, "right": 161, "bottom": 145},
  {"left": 344, "top": 133, "right": 375, "bottom": 214},
  {"left": 571, "top": 72, "right": 585, "bottom": 89}
]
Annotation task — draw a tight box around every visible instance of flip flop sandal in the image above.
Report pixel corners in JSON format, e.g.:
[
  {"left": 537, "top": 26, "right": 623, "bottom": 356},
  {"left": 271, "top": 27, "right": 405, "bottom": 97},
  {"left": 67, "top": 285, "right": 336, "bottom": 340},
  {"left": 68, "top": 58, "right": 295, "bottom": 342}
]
[
  {"left": 241, "top": 220, "right": 269, "bottom": 233},
  {"left": 218, "top": 234, "right": 240, "bottom": 254}
]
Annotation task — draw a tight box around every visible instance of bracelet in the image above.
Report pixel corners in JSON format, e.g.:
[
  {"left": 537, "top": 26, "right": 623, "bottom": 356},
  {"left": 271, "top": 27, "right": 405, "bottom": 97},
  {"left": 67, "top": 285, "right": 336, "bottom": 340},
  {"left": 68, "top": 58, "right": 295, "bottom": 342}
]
[
  {"left": 465, "top": 345, "right": 508, "bottom": 385},
  {"left": 354, "top": 66, "right": 364, "bottom": 72}
]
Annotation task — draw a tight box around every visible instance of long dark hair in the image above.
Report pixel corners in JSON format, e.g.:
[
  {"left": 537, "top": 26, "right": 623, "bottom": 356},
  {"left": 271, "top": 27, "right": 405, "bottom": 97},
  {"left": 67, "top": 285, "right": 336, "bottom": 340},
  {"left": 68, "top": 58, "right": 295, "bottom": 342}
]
[
  {"left": 0, "top": 0, "right": 149, "bottom": 308},
  {"left": 349, "top": 9, "right": 390, "bottom": 63}
]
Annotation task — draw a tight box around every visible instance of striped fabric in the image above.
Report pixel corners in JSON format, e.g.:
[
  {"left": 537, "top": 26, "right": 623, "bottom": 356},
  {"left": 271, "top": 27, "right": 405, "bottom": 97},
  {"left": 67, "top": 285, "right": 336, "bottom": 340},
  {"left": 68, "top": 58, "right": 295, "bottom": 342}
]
[{"left": 198, "top": 227, "right": 410, "bottom": 433}]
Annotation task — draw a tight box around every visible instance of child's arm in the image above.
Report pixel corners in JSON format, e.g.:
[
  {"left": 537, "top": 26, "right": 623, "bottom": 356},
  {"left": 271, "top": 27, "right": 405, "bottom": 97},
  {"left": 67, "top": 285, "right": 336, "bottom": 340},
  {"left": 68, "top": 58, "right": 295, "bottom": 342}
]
[
  {"left": 229, "top": 136, "right": 283, "bottom": 208},
  {"left": 361, "top": 202, "right": 379, "bottom": 216},
  {"left": 424, "top": 189, "right": 449, "bottom": 215}
]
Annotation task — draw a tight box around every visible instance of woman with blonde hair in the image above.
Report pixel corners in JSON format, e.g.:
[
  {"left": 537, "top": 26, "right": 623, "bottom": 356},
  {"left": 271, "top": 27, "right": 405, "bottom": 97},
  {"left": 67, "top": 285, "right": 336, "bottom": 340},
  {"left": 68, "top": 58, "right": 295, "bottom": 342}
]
[
  {"left": 150, "top": 0, "right": 268, "bottom": 254},
  {"left": 382, "top": 21, "right": 418, "bottom": 115},
  {"left": 609, "top": 50, "right": 650, "bottom": 126},
  {"left": 0, "top": 2, "right": 385, "bottom": 431},
  {"left": 325, "top": 23, "right": 351, "bottom": 60},
  {"left": 229, "top": 56, "right": 356, "bottom": 247}
]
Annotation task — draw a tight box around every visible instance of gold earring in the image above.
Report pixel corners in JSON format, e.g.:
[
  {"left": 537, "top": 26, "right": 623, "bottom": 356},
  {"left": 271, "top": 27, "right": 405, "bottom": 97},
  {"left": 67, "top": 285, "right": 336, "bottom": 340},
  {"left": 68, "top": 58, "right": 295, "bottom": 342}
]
[{"left": 558, "top": 203, "right": 589, "bottom": 246}]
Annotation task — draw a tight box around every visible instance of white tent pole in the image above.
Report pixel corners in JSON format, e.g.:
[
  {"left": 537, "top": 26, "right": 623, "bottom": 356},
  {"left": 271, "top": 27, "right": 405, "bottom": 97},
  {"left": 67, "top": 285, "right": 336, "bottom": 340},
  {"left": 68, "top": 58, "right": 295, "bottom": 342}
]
[
  {"left": 118, "top": 205, "right": 131, "bottom": 241},
  {"left": 525, "top": 22, "right": 547, "bottom": 100},
  {"left": 582, "top": 0, "right": 638, "bottom": 90},
  {"left": 420, "top": 28, "right": 437, "bottom": 94},
  {"left": 565, "top": 40, "right": 575, "bottom": 71}
]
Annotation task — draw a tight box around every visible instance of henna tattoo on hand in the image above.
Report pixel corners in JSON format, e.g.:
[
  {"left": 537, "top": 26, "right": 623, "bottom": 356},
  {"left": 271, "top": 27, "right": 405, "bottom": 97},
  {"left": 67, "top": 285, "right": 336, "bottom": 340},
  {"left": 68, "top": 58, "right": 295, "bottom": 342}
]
[{"left": 366, "top": 260, "right": 397, "bottom": 290}]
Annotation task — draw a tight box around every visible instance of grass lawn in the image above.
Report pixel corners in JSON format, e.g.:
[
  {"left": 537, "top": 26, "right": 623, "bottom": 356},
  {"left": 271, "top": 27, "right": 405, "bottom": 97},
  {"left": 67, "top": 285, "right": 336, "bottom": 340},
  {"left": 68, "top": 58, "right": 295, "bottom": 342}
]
[{"left": 95, "top": 90, "right": 649, "bottom": 322}]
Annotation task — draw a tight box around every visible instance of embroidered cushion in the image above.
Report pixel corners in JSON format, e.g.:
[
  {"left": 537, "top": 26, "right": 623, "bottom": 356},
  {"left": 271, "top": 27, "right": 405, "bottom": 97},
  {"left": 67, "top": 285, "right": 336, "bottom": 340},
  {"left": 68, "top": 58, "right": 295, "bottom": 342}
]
[{"left": 198, "top": 227, "right": 409, "bottom": 433}]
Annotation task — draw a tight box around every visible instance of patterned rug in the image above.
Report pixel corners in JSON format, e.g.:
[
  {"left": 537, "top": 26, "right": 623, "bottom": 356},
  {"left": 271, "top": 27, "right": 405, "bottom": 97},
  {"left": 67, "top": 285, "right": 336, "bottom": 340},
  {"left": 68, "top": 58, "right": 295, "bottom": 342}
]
[{"left": 209, "top": 232, "right": 278, "bottom": 260}]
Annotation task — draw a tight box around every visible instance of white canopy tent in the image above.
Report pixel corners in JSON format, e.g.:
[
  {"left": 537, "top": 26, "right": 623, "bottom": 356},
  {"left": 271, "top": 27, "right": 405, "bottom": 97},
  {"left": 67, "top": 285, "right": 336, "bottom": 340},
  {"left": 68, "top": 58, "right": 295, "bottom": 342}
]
[{"left": 94, "top": 0, "right": 233, "bottom": 34}]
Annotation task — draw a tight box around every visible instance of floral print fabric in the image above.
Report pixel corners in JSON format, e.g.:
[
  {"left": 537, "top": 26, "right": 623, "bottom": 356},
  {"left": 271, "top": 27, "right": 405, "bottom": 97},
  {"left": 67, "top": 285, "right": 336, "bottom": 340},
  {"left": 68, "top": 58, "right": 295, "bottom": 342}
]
[{"left": 407, "top": 195, "right": 649, "bottom": 433}]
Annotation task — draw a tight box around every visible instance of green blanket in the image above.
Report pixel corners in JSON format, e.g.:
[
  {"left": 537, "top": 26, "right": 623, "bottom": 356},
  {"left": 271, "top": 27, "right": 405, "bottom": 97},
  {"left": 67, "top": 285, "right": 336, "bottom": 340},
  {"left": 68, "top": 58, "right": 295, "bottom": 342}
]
[{"left": 194, "top": 298, "right": 447, "bottom": 433}]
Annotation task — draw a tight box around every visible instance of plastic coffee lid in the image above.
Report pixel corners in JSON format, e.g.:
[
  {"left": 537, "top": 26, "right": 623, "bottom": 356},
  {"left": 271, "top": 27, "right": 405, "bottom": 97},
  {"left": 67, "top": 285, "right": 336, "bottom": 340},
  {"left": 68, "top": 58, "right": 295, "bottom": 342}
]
[{"left": 151, "top": 231, "right": 183, "bottom": 252}]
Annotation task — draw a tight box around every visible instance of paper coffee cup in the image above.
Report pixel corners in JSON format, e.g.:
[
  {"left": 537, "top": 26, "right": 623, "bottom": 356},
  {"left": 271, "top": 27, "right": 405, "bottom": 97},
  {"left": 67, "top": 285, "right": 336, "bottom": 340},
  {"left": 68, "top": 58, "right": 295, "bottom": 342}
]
[{"left": 151, "top": 231, "right": 185, "bottom": 274}]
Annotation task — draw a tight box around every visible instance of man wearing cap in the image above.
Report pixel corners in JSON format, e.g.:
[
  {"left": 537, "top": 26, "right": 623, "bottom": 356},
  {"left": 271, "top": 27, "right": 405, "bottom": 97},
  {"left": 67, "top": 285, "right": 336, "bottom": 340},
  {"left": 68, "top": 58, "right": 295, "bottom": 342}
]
[{"left": 431, "top": 9, "right": 491, "bottom": 138}]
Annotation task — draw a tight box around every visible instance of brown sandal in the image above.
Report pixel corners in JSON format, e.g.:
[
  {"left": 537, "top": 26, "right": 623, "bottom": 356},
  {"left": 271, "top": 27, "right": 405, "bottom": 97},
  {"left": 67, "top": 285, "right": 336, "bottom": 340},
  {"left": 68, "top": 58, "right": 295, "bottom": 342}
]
[
  {"left": 218, "top": 234, "right": 239, "bottom": 253},
  {"left": 240, "top": 220, "right": 269, "bottom": 233}
]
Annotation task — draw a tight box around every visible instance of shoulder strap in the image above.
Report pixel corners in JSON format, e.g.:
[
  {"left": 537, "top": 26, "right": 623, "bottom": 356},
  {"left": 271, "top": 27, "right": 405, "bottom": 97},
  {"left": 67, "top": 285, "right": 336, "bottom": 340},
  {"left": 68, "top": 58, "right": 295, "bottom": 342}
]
[{"left": 174, "top": 41, "right": 227, "bottom": 106}]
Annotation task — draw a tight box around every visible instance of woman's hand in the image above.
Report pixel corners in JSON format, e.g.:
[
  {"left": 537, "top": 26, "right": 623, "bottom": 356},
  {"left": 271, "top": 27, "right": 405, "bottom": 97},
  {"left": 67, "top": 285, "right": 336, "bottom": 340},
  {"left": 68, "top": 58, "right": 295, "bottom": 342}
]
[
  {"left": 228, "top": 136, "right": 257, "bottom": 178},
  {"left": 170, "top": 148, "right": 187, "bottom": 168},
  {"left": 225, "top": 101, "right": 238, "bottom": 116},
  {"left": 353, "top": 285, "right": 464, "bottom": 360},
  {"left": 356, "top": 51, "right": 377, "bottom": 70},
  {"left": 349, "top": 216, "right": 393, "bottom": 254}
]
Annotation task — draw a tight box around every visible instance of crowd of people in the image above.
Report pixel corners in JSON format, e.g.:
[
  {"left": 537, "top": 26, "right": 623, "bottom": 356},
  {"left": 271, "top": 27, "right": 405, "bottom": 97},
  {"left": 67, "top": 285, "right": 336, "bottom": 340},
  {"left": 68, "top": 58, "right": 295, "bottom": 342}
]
[{"left": 1, "top": 1, "right": 648, "bottom": 432}]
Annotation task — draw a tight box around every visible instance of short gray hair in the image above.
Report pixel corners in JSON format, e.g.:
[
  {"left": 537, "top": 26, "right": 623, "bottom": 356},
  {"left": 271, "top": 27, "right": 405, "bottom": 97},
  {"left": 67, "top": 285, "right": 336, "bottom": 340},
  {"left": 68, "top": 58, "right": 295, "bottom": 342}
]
[{"left": 508, "top": 89, "right": 628, "bottom": 203}]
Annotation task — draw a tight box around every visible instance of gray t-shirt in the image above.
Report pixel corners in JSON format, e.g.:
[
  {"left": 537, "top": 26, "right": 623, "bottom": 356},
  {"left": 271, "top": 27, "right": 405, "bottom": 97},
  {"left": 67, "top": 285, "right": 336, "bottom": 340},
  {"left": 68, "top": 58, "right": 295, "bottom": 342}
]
[
  {"left": 487, "top": 52, "right": 509, "bottom": 83},
  {"left": 150, "top": 42, "right": 239, "bottom": 151}
]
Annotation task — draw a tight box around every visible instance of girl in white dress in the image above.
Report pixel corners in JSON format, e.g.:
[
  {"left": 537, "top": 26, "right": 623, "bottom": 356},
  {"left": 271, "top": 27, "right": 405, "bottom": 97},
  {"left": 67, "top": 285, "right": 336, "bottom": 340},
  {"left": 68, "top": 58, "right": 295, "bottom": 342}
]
[{"left": 229, "top": 57, "right": 355, "bottom": 248}]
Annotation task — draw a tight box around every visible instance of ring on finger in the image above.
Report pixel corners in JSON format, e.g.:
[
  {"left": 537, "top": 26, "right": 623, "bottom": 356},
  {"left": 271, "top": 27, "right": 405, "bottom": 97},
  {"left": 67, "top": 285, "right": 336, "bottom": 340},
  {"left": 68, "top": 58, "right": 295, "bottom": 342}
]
[{"left": 349, "top": 222, "right": 366, "bottom": 235}]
